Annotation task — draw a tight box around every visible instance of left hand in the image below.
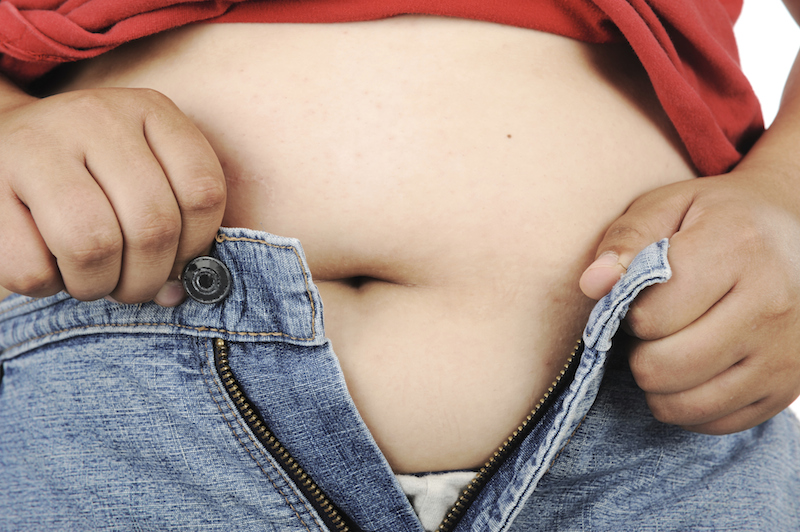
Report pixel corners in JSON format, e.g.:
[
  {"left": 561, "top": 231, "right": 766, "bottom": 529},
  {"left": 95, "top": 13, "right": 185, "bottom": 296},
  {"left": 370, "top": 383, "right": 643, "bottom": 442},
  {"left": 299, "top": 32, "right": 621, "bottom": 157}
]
[{"left": 579, "top": 166, "right": 800, "bottom": 434}]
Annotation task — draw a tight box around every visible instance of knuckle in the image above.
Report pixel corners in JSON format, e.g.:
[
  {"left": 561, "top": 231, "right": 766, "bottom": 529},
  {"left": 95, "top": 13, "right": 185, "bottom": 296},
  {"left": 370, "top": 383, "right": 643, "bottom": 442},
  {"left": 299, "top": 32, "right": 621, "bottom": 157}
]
[
  {"left": 66, "top": 90, "right": 110, "bottom": 111},
  {"left": 5, "top": 267, "right": 60, "bottom": 297},
  {"left": 623, "top": 305, "right": 661, "bottom": 341},
  {"left": 60, "top": 88, "right": 173, "bottom": 127},
  {"left": 628, "top": 350, "right": 661, "bottom": 392},
  {"left": 126, "top": 209, "right": 181, "bottom": 253},
  {"left": 59, "top": 228, "right": 122, "bottom": 268},
  {"left": 647, "top": 393, "right": 715, "bottom": 427},
  {"left": 133, "top": 88, "right": 178, "bottom": 116},
  {"left": 180, "top": 175, "right": 227, "bottom": 215},
  {"left": 645, "top": 395, "right": 686, "bottom": 425},
  {"left": 134, "top": 87, "right": 172, "bottom": 105},
  {"left": 605, "top": 223, "right": 648, "bottom": 247}
]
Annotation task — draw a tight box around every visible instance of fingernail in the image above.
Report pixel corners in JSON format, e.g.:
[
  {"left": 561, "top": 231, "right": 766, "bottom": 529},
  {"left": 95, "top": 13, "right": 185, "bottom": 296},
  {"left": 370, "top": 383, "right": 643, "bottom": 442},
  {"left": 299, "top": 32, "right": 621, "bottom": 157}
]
[
  {"left": 154, "top": 280, "right": 186, "bottom": 307},
  {"left": 588, "top": 251, "right": 621, "bottom": 270},
  {"left": 104, "top": 295, "right": 120, "bottom": 304}
]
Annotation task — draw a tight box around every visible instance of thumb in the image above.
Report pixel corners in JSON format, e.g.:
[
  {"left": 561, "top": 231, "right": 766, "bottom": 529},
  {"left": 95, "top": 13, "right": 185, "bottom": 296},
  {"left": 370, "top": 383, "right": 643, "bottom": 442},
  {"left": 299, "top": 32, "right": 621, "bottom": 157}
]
[{"left": 579, "top": 181, "right": 697, "bottom": 300}]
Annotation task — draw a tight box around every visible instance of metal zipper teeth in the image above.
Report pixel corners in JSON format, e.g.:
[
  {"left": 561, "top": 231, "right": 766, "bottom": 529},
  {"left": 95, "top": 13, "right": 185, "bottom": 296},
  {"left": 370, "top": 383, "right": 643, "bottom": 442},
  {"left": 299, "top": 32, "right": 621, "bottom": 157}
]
[
  {"left": 436, "top": 339, "right": 584, "bottom": 532},
  {"left": 213, "top": 338, "right": 358, "bottom": 532}
]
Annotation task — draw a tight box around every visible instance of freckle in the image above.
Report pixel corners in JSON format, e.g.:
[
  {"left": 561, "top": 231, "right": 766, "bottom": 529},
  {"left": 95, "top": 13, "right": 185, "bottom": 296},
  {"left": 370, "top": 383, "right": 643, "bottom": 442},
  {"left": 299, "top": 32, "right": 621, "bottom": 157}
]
[{"left": 507, "top": 134, "right": 512, "bottom": 139}]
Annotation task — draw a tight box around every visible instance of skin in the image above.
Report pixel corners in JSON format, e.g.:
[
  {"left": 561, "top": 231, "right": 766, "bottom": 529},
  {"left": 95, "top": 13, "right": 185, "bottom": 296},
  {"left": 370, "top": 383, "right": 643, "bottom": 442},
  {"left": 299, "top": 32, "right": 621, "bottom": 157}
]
[
  {"left": 0, "top": 3, "right": 799, "bottom": 453},
  {"left": 579, "top": 0, "right": 800, "bottom": 435},
  {"left": 14, "top": 20, "right": 694, "bottom": 473},
  {"left": 0, "top": 81, "right": 226, "bottom": 305}
]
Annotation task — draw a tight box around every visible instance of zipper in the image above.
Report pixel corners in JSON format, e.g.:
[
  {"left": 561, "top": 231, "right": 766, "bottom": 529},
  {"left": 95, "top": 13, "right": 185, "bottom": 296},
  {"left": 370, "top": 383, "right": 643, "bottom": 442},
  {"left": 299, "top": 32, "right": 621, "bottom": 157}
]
[
  {"left": 436, "top": 339, "right": 584, "bottom": 532},
  {"left": 213, "top": 338, "right": 359, "bottom": 532},
  {"left": 214, "top": 337, "right": 582, "bottom": 532}
]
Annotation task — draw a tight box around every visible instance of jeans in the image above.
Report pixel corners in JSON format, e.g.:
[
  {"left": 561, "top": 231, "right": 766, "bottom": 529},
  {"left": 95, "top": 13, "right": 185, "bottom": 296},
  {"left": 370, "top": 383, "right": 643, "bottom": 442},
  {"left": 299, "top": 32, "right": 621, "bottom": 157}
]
[{"left": 1, "top": 229, "right": 798, "bottom": 531}]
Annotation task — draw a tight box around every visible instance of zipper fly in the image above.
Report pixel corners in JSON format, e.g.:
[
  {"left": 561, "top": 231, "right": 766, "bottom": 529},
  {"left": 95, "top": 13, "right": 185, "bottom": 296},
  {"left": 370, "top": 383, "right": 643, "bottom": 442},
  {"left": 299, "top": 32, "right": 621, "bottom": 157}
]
[
  {"left": 437, "top": 339, "right": 583, "bottom": 532},
  {"left": 213, "top": 337, "right": 583, "bottom": 532},
  {"left": 213, "top": 338, "right": 357, "bottom": 532}
]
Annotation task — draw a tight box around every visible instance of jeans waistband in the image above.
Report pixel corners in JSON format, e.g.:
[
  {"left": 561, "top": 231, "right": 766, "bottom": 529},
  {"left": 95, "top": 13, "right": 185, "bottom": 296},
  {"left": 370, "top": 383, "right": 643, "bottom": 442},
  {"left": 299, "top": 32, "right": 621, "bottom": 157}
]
[{"left": 0, "top": 227, "right": 326, "bottom": 360}]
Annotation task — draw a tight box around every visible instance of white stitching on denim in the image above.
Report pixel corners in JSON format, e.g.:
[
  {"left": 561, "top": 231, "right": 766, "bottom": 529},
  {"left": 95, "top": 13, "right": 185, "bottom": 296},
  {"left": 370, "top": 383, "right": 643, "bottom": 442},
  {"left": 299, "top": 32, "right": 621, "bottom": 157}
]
[{"left": 545, "top": 415, "right": 588, "bottom": 473}]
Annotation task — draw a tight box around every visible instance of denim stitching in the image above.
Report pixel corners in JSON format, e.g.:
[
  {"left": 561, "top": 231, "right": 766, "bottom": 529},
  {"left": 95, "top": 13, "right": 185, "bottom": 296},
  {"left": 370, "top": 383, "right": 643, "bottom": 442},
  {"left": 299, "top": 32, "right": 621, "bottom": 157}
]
[
  {"left": 0, "top": 296, "right": 38, "bottom": 317},
  {"left": 545, "top": 415, "right": 588, "bottom": 473},
  {"left": 2, "top": 321, "right": 317, "bottom": 354},
  {"left": 2, "top": 233, "right": 318, "bottom": 353},
  {"left": 215, "top": 233, "right": 317, "bottom": 340},
  {"left": 199, "top": 340, "right": 321, "bottom": 531}
]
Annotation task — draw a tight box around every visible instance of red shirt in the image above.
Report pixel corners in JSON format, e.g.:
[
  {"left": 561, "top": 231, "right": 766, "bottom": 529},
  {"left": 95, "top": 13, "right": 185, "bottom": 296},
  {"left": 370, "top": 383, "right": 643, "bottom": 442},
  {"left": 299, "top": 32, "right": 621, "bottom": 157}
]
[{"left": 0, "top": 0, "right": 762, "bottom": 176}]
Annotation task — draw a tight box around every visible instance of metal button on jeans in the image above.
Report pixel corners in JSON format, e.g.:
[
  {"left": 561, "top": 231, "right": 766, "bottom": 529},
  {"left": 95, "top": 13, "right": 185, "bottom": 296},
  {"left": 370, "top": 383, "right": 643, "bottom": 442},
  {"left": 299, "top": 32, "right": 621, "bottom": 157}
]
[{"left": 181, "top": 256, "right": 232, "bottom": 304}]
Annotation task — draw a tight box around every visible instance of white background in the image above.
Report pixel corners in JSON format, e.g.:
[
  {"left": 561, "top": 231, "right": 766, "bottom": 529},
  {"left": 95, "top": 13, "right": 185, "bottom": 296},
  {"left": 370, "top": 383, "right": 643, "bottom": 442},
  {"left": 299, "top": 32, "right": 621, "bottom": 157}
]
[{"left": 733, "top": 0, "right": 800, "bottom": 417}]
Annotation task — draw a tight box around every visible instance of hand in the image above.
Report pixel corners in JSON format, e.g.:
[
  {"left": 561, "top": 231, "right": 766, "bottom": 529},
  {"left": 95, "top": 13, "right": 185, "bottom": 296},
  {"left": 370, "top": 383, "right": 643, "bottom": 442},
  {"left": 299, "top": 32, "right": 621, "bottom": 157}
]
[
  {"left": 0, "top": 87, "right": 226, "bottom": 305},
  {"left": 579, "top": 168, "right": 800, "bottom": 434}
]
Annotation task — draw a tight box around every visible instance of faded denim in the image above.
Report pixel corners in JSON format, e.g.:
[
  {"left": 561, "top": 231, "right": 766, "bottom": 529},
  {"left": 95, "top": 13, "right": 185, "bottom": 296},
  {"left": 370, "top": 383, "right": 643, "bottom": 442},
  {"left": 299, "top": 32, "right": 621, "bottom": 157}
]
[{"left": 1, "top": 229, "right": 798, "bottom": 531}]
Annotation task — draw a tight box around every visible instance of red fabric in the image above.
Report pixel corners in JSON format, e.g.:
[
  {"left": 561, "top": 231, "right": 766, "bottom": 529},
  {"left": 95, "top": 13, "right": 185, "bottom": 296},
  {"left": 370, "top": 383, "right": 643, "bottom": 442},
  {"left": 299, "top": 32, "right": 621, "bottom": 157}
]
[{"left": 0, "top": 0, "right": 763, "bottom": 176}]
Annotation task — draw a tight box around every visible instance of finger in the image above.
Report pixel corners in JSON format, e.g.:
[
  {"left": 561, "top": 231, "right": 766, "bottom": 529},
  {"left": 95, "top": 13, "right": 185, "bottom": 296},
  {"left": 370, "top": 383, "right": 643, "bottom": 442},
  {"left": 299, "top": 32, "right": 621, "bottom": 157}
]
[
  {"left": 0, "top": 191, "right": 64, "bottom": 297},
  {"left": 644, "top": 356, "right": 781, "bottom": 433},
  {"left": 141, "top": 91, "right": 226, "bottom": 279},
  {"left": 681, "top": 395, "right": 790, "bottom": 435},
  {"left": 13, "top": 159, "right": 124, "bottom": 301},
  {"left": 623, "top": 220, "right": 737, "bottom": 340},
  {"left": 628, "top": 289, "right": 751, "bottom": 394},
  {"left": 579, "top": 181, "right": 697, "bottom": 300},
  {"left": 579, "top": 251, "right": 629, "bottom": 299},
  {"left": 85, "top": 124, "right": 182, "bottom": 304},
  {"left": 153, "top": 279, "right": 187, "bottom": 307}
]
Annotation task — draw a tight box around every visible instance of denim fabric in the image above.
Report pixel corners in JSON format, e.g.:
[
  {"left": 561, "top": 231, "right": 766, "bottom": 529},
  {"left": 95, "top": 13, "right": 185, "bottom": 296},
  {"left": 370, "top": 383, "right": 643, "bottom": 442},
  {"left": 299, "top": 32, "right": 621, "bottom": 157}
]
[{"left": 1, "top": 230, "right": 798, "bottom": 531}]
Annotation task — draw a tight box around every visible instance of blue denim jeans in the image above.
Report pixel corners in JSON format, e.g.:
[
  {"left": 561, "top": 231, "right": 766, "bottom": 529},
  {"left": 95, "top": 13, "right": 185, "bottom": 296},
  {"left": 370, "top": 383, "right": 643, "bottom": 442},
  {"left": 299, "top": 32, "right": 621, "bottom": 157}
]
[{"left": 1, "top": 229, "right": 798, "bottom": 531}]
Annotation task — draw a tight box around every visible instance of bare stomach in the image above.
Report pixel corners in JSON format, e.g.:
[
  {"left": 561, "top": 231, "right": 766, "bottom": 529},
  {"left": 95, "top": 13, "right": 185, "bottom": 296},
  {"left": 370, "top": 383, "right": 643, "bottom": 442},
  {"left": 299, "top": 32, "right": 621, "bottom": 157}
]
[{"left": 49, "top": 16, "right": 696, "bottom": 473}]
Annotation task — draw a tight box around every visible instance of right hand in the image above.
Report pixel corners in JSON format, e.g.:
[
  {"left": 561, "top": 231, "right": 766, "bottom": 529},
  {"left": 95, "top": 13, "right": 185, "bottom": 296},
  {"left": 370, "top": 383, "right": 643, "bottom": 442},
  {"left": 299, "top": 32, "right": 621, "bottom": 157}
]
[{"left": 0, "top": 87, "right": 226, "bottom": 305}]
